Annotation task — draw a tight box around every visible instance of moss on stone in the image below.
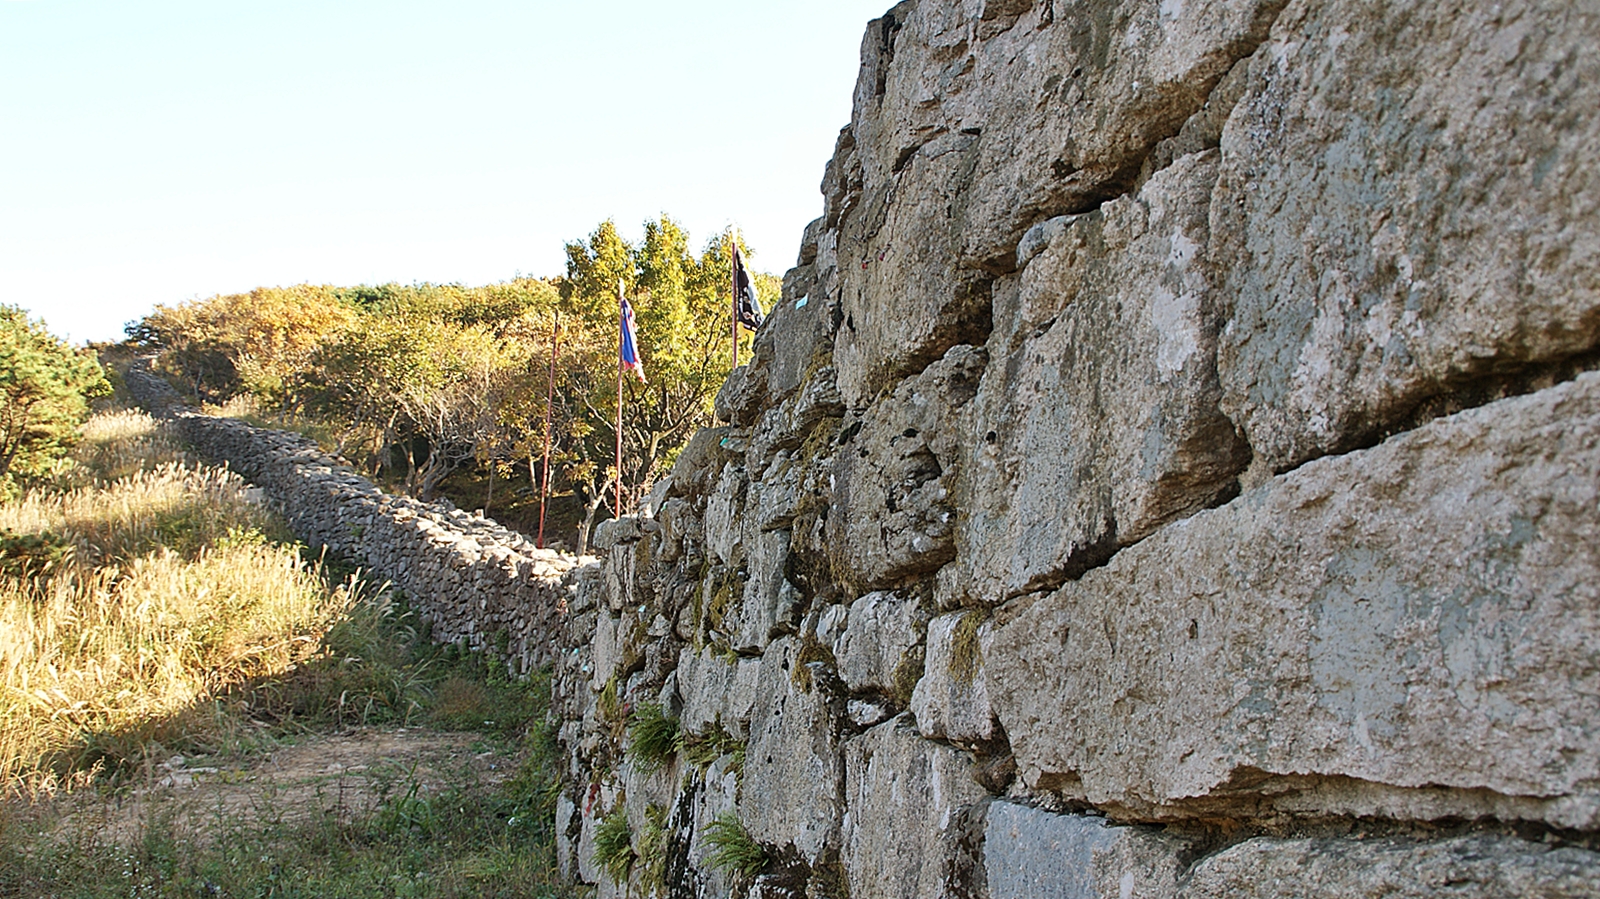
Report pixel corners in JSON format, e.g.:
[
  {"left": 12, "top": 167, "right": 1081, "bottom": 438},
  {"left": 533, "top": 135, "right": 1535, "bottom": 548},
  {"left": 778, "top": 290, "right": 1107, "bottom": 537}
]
[
  {"left": 949, "top": 608, "right": 989, "bottom": 687},
  {"left": 636, "top": 804, "right": 668, "bottom": 896},
  {"left": 891, "top": 645, "right": 925, "bottom": 705},
  {"left": 797, "top": 414, "right": 844, "bottom": 465},
  {"left": 705, "top": 568, "right": 741, "bottom": 636},
  {"left": 791, "top": 632, "right": 838, "bottom": 694}
]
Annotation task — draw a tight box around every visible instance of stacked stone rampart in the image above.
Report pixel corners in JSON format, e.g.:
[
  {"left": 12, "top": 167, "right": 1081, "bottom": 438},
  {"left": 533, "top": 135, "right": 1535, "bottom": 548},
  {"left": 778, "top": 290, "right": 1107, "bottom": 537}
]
[
  {"left": 124, "top": 0, "right": 1600, "bottom": 891},
  {"left": 549, "top": 1, "right": 1600, "bottom": 897},
  {"left": 122, "top": 365, "right": 578, "bottom": 674}
]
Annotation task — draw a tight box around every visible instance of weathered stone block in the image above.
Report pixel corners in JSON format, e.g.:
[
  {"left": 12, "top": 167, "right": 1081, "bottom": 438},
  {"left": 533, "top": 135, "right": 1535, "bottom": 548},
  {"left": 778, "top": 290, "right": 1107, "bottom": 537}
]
[
  {"left": 704, "top": 462, "right": 748, "bottom": 567},
  {"left": 833, "top": 133, "right": 991, "bottom": 409},
  {"left": 729, "top": 529, "right": 795, "bottom": 654},
  {"left": 1180, "top": 833, "right": 1600, "bottom": 899},
  {"left": 740, "top": 636, "right": 845, "bottom": 865},
  {"left": 983, "top": 803, "right": 1185, "bottom": 899},
  {"left": 990, "top": 373, "right": 1600, "bottom": 828},
  {"left": 949, "top": 151, "right": 1248, "bottom": 607},
  {"left": 841, "top": 716, "right": 990, "bottom": 899},
  {"left": 676, "top": 646, "right": 736, "bottom": 737},
  {"left": 1214, "top": 0, "right": 1600, "bottom": 473},
  {"left": 685, "top": 757, "right": 741, "bottom": 899},
  {"left": 911, "top": 610, "right": 999, "bottom": 747},
  {"left": 832, "top": 345, "right": 986, "bottom": 588},
  {"left": 748, "top": 256, "right": 836, "bottom": 407},
  {"left": 833, "top": 591, "right": 931, "bottom": 696}
]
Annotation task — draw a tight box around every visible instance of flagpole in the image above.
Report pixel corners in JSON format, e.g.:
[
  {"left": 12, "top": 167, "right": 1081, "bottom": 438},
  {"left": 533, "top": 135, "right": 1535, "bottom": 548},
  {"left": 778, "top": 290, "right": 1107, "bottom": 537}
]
[
  {"left": 536, "top": 310, "right": 559, "bottom": 549},
  {"left": 616, "top": 280, "right": 626, "bottom": 518},
  {"left": 730, "top": 233, "right": 739, "bottom": 372}
]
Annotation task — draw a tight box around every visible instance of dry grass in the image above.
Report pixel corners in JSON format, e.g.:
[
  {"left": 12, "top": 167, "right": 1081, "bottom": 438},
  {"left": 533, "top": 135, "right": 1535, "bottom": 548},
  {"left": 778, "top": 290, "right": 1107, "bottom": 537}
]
[
  {"left": 0, "top": 411, "right": 358, "bottom": 795},
  {"left": 66, "top": 409, "right": 191, "bottom": 487},
  {"left": 0, "top": 406, "right": 574, "bottom": 897}
]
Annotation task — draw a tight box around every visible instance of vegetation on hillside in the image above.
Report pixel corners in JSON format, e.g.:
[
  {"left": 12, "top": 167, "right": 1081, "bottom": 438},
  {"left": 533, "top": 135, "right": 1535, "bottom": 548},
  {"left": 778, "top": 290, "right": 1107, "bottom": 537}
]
[
  {"left": 0, "top": 305, "right": 110, "bottom": 496},
  {"left": 129, "top": 217, "right": 780, "bottom": 550},
  {"left": 0, "top": 346, "right": 574, "bottom": 895}
]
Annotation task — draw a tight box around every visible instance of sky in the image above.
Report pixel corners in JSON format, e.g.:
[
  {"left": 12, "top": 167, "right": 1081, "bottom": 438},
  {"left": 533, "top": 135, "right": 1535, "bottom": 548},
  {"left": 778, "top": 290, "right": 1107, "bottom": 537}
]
[{"left": 0, "top": 0, "right": 892, "bottom": 344}]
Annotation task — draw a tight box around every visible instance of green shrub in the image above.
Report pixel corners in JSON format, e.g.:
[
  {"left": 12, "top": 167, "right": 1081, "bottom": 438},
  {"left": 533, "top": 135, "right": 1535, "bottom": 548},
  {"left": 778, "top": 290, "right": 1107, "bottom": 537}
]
[
  {"left": 703, "top": 811, "right": 767, "bottom": 883},
  {"left": 0, "top": 528, "right": 73, "bottom": 578},
  {"left": 679, "top": 721, "right": 745, "bottom": 773},
  {"left": 628, "top": 702, "right": 680, "bottom": 775},
  {"left": 637, "top": 804, "right": 669, "bottom": 897},
  {"left": 594, "top": 809, "right": 635, "bottom": 885}
]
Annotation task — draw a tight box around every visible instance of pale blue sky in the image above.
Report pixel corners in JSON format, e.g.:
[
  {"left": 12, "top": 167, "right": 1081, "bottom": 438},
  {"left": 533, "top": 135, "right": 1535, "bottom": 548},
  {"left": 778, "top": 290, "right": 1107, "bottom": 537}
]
[{"left": 0, "top": 0, "right": 891, "bottom": 343}]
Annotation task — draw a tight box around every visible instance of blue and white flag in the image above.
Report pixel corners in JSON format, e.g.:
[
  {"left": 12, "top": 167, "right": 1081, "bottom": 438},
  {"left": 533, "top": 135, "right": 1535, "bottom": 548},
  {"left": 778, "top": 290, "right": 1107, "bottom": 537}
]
[{"left": 619, "top": 280, "right": 646, "bottom": 384}]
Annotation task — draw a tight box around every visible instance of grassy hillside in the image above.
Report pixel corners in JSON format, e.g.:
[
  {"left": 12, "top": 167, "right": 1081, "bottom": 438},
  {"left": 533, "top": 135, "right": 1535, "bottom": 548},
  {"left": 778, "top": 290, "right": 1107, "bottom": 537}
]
[{"left": 0, "top": 406, "right": 574, "bottom": 897}]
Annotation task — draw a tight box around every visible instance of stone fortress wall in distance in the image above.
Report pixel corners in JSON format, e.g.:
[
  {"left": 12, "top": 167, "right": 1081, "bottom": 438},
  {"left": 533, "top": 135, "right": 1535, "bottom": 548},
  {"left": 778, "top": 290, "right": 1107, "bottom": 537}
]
[{"left": 123, "top": 365, "right": 577, "bottom": 676}]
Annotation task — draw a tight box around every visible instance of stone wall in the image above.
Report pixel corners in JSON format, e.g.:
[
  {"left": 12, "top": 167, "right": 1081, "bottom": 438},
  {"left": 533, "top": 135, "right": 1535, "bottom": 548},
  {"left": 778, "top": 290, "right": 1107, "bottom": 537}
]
[
  {"left": 125, "top": 0, "right": 1600, "bottom": 892},
  {"left": 121, "top": 366, "right": 578, "bottom": 675},
  {"left": 549, "top": 1, "right": 1600, "bottom": 897}
]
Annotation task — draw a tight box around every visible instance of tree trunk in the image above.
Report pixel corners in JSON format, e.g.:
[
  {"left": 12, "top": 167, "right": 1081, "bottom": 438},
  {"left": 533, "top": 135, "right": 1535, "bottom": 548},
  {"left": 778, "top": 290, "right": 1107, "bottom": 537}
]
[
  {"left": 574, "top": 472, "right": 616, "bottom": 557},
  {"left": 483, "top": 462, "right": 494, "bottom": 515}
]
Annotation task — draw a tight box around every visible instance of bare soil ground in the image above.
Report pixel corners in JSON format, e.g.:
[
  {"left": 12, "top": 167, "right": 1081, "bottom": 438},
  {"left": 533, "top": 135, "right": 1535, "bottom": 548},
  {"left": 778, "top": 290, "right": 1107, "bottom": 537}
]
[{"left": 11, "top": 727, "right": 517, "bottom": 848}]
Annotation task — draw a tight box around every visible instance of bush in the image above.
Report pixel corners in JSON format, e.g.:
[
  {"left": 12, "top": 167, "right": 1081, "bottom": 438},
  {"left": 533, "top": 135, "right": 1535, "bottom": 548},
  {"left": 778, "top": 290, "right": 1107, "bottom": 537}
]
[
  {"left": 0, "top": 306, "right": 110, "bottom": 490},
  {"left": 594, "top": 808, "right": 635, "bottom": 884},
  {"left": 703, "top": 811, "right": 767, "bottom": 884},
  {"left": 628, "top": 702, "right": 679, "bottom": 774}
]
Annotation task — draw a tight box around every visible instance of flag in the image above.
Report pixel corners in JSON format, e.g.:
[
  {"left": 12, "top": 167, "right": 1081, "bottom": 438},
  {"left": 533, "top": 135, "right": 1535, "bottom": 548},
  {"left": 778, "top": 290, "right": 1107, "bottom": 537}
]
[
  {"left": 619, "top": 280, "right": 646, "bottom": 383},
  {"left": 733, "top": 246, "right": 764, "bottom": 332}
]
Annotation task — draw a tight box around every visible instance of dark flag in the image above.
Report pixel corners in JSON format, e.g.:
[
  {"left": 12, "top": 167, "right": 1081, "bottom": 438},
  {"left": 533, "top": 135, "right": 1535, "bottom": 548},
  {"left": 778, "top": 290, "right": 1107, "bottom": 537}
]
[{"left": 733, "top": 245, "right": 764, "bottom": 331}]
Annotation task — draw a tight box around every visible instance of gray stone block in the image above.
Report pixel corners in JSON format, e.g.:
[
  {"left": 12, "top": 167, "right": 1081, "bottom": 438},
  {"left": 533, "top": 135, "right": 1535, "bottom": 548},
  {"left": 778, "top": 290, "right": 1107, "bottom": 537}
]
[
  {"left": 983, "top": 803, "right": 1184, "bottom": 899},
  {"left": 1214, "top": 0, "right": 1600, "bottom": 473},
  {"left": 1181, "top": 833, "right": 1600, "bottom": 899},
  {"left": 989, "top": 373, "right": 1600, "bottom": 828},
  {"left": 842, "top": 717, "right": 991, "bottom": 899}
]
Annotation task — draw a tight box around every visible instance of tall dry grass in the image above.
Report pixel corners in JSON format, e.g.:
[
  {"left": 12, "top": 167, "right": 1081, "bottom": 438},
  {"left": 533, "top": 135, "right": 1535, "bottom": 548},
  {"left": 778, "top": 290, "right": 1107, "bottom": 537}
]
[{"left": 0, "top": 409, "right": 362, "bottom": 794}]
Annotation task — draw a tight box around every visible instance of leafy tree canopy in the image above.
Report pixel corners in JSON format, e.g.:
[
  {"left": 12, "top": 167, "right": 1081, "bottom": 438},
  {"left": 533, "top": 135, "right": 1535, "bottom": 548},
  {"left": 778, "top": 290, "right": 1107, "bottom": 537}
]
[
  {"left": 0, "top": 306, "right": 111, "bottom": 488},
  {"left": 129, "top": 216, "right": 777, "bottom": 549}
]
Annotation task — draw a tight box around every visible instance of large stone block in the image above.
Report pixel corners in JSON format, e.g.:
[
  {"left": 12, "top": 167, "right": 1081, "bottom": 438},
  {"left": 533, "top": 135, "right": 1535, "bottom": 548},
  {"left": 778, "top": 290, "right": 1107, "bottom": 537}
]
[
  {"left": 947, "top": 151, "right": 1248, "bottom": 607},
  {"left": 677, "top": 646, "right": 762, "bottom": 740},
  {"left": 833, "top": 591, "right": 931, "bottom": 696},
  {"left": 748, "top": 257, "right": 837, "bottom": 408},
  {"left": 704, "top": 462, "right": 748, "bottom": 567},
  {"left": 983, "top": 803, "right": 1185, "bottom": 899},
  {"left": 853, "top": 0, "right": 1287, "bottom": 269},
  {"left": 912, "top": 610, "right": 1000, "bottom": 747},
  {"left": 831, "top": 345, "right": 987, "bottom": 588},
  {"left": 830, "top": 0, "right": 1287, "bottom": 405},
  {"left": 740, "top": 636, "right": 846, "bottom": 864},
  {"left": 1180, "top": 833, "right": 1600, "bottom": 899},
  {"left": 728, "top": 528, "right": 797, "bottom": 654},
  {"left": 1213, "top": 0, "right": 1600, "bottom": 473},
  {"left": 989, "top": 373, "right": 1600, "bottom": 828},
  {"left": 841, "top": 716, "right": 991, "bottom": 899},
  {"left": 833, "top": 132, "right": 992, "bottom": 408},
  {"left": 684, "top": 757, "right": 742, "bottom": 899}
]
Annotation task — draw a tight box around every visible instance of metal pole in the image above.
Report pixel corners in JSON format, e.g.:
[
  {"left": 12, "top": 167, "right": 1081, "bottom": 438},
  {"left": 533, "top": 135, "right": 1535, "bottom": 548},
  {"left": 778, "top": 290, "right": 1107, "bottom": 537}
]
[
  {"left": 616, "top": 282, "right": 625, "bottom": 517},
  {"left": 730, "top": 234, "right": 739, "bottom": 372}
]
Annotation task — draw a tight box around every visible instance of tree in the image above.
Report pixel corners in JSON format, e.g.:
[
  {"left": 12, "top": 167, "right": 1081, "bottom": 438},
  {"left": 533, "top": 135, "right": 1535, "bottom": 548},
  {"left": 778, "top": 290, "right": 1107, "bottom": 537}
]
[
  {"left": 133, "top": 286, "right": 357, "bottom": 404},
  {"left": 304, "top": 311, "right": 538, "bottom": 501},
  {"left": 555, "top": 217, "right": 770, "bottom": 551},
  {"left": 0, "top": 307, "right": 111, "bottom": 487}
]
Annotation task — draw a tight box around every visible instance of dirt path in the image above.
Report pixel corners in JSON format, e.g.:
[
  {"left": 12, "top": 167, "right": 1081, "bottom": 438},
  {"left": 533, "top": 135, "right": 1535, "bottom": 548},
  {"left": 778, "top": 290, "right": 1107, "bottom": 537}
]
[{"left": 20, "top": 727, "right": 517, "bottom": 847}]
